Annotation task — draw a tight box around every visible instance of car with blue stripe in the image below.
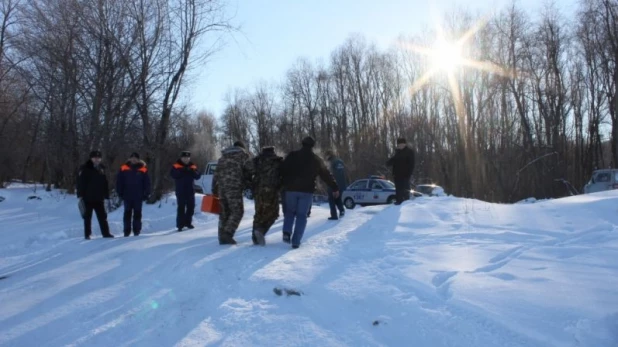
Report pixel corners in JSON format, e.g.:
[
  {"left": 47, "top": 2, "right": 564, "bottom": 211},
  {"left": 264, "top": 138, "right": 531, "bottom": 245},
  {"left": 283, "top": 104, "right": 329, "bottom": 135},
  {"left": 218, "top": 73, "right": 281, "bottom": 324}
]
[{"left": 342, "top": 175, "right": 418, "bottom": 209}]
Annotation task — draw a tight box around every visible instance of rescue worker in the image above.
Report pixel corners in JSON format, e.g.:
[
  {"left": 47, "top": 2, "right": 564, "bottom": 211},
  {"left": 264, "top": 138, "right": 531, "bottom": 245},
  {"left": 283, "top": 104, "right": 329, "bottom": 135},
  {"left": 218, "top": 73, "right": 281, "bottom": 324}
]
[
  {"left": 324, "top": 150, "right": 348, "bottom": 220},
  {"left": 212, "top": 141, "right": 250, "bottom": 245},
  {"left": 281, "top": 136, "right": 339, "bottom": 249},
  {"left": 116, "top": 152, "right": 151, "bottom": 236},
  {"left": 244, "top": 146, "right": 283, "bottom": 246},
  {"left": 386, "top": 137, "right": 415, "bottom": 205},
  {"left": 170, "top": 151, "right": 201, "bottom": 231},
  {"left": 77, "top": 150, "right": 115, "bottom": 239}
]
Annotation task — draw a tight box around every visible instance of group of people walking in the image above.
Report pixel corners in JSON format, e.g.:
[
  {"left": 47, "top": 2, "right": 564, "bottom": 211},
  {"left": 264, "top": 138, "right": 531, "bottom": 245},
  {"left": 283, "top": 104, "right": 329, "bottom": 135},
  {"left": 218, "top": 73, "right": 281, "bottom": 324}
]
[
  {"left": 212, "top": 136, "right": 342, "bottom": 248},
  {"left": 76, "top": 136, "right": 416, "bottom": 248}
]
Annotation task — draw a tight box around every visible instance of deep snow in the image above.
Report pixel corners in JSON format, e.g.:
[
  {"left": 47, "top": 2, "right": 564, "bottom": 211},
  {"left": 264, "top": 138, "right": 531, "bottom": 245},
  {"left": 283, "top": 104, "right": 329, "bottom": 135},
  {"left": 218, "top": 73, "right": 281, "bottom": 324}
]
[{"left": 0, "top": 184, "right": 617, "bottom": 346}]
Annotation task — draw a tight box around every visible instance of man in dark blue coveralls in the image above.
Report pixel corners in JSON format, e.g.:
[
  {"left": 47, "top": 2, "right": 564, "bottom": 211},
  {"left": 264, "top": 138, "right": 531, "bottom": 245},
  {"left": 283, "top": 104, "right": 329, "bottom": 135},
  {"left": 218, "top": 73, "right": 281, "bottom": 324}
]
[
  {"left": 170, "top": 151, "right": 202, "bottom": 231},
  {"left": 116, "top": 152, "right": 151, "bottom": 237}
]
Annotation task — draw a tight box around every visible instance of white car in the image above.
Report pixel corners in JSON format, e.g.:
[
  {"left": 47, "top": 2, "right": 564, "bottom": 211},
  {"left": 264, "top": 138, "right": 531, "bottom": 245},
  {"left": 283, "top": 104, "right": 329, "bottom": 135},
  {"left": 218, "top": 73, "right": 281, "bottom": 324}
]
[
  {"left": 341, "top": 176, "right": 407, "bottom": 209},
  {"left": 412, "top": 184, "right": 446, "bottom": 197},
  {"left": 194, "top": 161, "right": 217, "bottom": 195}
]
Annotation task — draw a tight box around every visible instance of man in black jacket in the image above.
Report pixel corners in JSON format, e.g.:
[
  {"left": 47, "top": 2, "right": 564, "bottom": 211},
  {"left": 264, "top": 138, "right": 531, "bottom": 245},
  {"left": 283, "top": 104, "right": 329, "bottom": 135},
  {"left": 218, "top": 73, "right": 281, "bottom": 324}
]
[
  {"left": 386, "top": 138, "right": 415, "bottom": 205},
  {"left": 77, "top": 150, "right": 115, "bottom": 239},
  {"left": 281, "top": 136, "right": 339, "bottom": 248}
]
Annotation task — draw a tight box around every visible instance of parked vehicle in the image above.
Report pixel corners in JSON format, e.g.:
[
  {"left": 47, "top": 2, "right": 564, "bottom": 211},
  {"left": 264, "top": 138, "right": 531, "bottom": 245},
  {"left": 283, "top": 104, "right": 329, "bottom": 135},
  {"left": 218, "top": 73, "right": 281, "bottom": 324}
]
[
  {"left": 193, "top": 161, "right": 217, "bottom": 195},
  {"left": 413, "top": 184, "right": 446, "bottom": 197},
  {"left": 583, "top": 169, "right": 618, "bottom": 194},
  {"left": 341, "top": 175, "right": 418, "bottom": 209}
]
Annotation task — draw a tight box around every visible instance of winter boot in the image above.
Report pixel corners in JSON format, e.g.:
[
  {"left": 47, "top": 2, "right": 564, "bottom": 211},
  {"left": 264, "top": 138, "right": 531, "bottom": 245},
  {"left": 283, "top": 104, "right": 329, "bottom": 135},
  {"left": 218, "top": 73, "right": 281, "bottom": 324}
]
[
  {"left": 124, "top": 230, "right": 131, "bottom": 237},
  {"left": 186, "top": 224, "right": 195, "bottom": 229},
  {"left": 102, "top": 234, "right": 115, "bottom": 238},
  {"left": 282, "top": 232, "right": 291, "bottom": 244},
  {"left": 253, "top": 229, "right": 266, "bottom": 246},
  {"left": 219, "top": 233, "right": 237, "bottom": 245}
]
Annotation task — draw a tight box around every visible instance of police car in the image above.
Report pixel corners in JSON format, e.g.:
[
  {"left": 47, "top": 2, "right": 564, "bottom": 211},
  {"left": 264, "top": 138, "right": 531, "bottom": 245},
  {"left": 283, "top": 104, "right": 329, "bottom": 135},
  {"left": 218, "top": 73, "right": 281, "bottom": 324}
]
[{"left": 342, "top": 176, "right": 417, "bottom": 209}]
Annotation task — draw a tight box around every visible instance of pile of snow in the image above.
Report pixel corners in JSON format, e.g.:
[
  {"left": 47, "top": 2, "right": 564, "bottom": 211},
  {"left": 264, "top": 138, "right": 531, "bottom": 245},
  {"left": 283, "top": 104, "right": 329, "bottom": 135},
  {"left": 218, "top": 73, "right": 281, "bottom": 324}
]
[
  {"left": 0, "top": 184, "right": 617, "bottom": 346},
  {"left": 516, "top": 197, "right": 553, "bottom": 204}
]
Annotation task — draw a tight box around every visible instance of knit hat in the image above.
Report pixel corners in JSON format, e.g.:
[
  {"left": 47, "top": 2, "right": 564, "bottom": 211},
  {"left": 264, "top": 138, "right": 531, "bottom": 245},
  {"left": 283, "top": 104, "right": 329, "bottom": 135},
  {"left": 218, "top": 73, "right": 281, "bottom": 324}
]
[
  {"left": 261, "top": 146, "right": 275, "bottom": 154},
  {"left": 233, "top": 141, "right": 245, "bottom": 149},
  {"left": 396, "top": 138, "right": 407, "bottom": 145},
  {"left": 180, "top": 151, "right": 191, "bottom": 157},
  {"left": 129, "top": 152, "right": 140, "bottom": 159},
  {"left": 89, "top": 150, "right": 102, "bottom": 158},
  {"left": 301, "top": 136, "right": 315, "bottom": 148}
]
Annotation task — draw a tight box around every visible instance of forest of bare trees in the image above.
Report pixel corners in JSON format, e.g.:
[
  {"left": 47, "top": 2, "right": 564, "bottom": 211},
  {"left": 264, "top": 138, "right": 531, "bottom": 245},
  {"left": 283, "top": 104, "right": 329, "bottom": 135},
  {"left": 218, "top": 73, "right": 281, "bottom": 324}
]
[
  {"left": 220, "top": 0, "right": 618, "bottom": 202},
  {"left": 0, "top": 0, "right": 227, "bottom": 200},
  {"left": 1, "top": 0, "right": 617, "bottom": 203}
]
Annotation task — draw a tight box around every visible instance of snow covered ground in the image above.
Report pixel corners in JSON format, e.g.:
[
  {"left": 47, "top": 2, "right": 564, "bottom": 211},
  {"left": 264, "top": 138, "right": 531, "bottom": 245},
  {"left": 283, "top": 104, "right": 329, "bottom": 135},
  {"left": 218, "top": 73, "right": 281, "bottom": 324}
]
[{"left": 0, "top": 183, "right": 617, "bottom": 347}]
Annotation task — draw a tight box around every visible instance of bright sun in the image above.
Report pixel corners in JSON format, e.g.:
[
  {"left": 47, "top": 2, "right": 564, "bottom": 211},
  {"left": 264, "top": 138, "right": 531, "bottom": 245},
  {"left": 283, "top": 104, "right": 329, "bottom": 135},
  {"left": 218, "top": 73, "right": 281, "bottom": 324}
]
[{"left": 430, "top": 39, "right": 463, "bottom": 73}]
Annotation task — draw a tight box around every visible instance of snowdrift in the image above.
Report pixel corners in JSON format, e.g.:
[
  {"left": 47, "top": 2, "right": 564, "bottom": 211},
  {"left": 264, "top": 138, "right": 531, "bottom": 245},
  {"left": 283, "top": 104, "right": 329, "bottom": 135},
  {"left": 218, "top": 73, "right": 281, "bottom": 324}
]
[{"left": 0, "top": 184, "right": 616, "bottom": 346}]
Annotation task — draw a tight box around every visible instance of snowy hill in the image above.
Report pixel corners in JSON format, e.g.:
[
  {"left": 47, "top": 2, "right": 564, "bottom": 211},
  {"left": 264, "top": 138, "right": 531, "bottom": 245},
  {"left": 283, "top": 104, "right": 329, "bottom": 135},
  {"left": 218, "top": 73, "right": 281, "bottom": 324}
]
[{"left": 0, "top": 184, "right": 617, "bottom": 347}]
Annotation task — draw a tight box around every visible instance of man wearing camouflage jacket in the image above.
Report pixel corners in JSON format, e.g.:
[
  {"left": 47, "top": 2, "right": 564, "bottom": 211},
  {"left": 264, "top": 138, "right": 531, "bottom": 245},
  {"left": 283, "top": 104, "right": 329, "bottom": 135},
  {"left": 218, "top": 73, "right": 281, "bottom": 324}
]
[
  {"left": 212, "top": 141, "right": 250, "bottom": 245},
  {"left": 244, "top": 146, "right": 283, "bottom": 246}
]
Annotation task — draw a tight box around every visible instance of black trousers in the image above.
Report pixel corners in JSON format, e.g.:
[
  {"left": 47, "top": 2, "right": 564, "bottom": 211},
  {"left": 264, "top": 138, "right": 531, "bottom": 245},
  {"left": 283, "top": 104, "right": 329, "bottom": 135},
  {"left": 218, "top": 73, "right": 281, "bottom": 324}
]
[
  {"left": 84, "top": 200, "right": 112, "bottom": 237},
  {"left": 177, "top": 194, "right": 195, "bottom": 228},
  {"left": 394, "top": 178, "right": 411, "bottom": 204},
  {"left": 123, "top": 199, "right": 143, "bottom": 235}
]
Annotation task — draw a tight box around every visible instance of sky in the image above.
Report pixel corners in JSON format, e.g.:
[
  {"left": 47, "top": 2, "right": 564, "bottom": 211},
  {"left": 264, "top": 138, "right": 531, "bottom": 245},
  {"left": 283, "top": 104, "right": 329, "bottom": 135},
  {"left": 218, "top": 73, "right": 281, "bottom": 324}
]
[{"left": 185, "top": 0, "right": 579, "bottom": 118}]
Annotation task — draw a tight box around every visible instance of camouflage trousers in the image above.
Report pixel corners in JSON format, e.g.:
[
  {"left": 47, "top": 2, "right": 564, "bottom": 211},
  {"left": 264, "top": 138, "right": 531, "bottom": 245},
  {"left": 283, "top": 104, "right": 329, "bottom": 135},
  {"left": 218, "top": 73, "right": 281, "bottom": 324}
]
[
  {"left": 218, "top": 189, "right": 244, "bottom": 241},
  {"left": 253, "top": 189, "right": 281, "bottom": 234}
]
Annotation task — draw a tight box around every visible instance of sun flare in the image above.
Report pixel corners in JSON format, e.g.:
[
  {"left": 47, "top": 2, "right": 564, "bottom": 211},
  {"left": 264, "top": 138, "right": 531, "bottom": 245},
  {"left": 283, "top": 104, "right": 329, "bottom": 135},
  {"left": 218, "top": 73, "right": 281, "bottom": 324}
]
[{"left": 430, "top": 39, "right": 463, "bottom": 73}]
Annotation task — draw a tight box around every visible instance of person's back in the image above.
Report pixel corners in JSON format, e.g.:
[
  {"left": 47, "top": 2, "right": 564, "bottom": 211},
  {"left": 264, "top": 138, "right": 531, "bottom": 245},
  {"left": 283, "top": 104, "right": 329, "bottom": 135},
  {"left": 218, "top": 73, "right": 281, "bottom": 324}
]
[
  {"left": 328, "top": 157, "right": 348, "bottom": 191},
  {"left": 214, "top": 145, "right": 250, "bottom": 194},
  {"left": 252, "top": 147, "right": 283, "bottom": 194},
  {"left": 386, "top": 138, "right": 415, "bottom": 204},
  {"left": 213, "top": 141, "right": 250, "bottom": 245},
  {"left": 388, "top": 145, "right": 415, "bottom": 180},
  {"left": 248, "top": 146, "right": 283, "bottom": 245},
  {"left": 282, "top": 147, "right": 326, "bottom": 193},
  {"left": 324, "top": 150, "right": 347, "bottom": 219},
  {"left": 281, "top": 136, "right": 339, "bottom": 248}
]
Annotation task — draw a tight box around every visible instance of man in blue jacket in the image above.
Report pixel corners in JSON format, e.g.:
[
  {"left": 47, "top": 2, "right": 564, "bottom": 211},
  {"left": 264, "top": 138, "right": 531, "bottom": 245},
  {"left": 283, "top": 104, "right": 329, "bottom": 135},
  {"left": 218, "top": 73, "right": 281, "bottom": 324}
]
[
  {"left": 170, "top": 151, "right": 201, "bottom": 231},
  {"left": 324, "top": 150, "right": 348, "bottom": 220},
  {"left": 116, "top": 152, "right": 151, "bottom": 237}
]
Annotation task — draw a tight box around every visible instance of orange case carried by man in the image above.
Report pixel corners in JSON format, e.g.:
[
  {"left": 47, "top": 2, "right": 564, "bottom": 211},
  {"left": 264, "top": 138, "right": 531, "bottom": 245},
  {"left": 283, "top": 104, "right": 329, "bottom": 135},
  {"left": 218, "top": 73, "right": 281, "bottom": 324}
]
[{"left": 201, "top": 195, "right": 220, "bottom": 214}]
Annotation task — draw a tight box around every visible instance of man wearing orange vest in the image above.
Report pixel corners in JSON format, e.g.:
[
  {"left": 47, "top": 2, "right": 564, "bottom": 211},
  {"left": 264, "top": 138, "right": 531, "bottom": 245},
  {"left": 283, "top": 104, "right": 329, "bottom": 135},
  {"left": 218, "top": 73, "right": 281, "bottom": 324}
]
[
  {"left": 170, "top": 151, "right": 201, "bottom": 231},
  {"left": 116, "top": 152, "right": 151, "bottom": 236}
]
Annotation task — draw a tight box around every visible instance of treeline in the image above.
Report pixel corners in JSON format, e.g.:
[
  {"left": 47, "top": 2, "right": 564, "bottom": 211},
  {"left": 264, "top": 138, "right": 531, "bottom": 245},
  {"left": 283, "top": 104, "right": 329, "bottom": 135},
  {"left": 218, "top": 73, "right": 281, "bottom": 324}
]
[
  {"left": 219, "top": 0, "right": 617, "bottom": 202},
  {"left": 1, "top": 0, "right": 617, "bottom": 203},
  {"left": 0, "top": 0, "right": 226, "bottom": 199}
]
